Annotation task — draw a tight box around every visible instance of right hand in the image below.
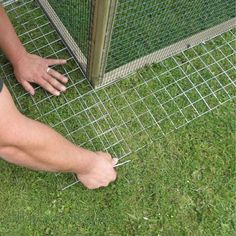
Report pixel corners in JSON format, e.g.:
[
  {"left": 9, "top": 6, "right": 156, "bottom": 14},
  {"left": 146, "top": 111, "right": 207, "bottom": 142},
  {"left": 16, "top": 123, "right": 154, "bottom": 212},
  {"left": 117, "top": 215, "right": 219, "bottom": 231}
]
[{"left": 77, "top": 152, "right": 118, "bottom": 189}]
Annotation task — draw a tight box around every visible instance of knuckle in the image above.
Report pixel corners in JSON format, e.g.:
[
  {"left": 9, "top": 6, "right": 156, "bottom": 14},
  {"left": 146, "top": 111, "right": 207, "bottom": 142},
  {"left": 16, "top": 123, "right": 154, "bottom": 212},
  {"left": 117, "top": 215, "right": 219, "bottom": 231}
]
[
  {"left": 56, "top": 73, "right": 61, "bottom": 80},
  {"left": 45, "top": 76, "right": 51, "bottom": 83},
  {"left": 112, "top": 172, "right": 117, "bottom": 181},
  {"left": 105, "top": 153, "right": 112, "bottom": 161},
  {"left": 48, "top": 87, "right": 56, "bottom": 95},
  {"left": 55, "top": 83, "right": 62, "bottom": 89},
  {"left": 109, "top": 173, "right": 116, "bottom": 182},
  {"left": 52, "top": 80, "right": 58, "bottom": 88},
  {"left": 52, "top": 70, "right": 57, "bottom": 77},
  {"left": 41, "top": 80, "right": 47, "bottom": 86},
  {"left": 49, "top": 78, "right": 57, "bottom": 86},
  {"left": 48, "top": 70, "right": 53, "bottom": 77},
  {"left": 45, "top": 84, "right": 52, "bottom": 91},
  {"left": 102, "top": 182, "right": 109, "bottom": 187},
  {"left": 87, "top": 185, "right": 94, "bottom": 190},
  {"left": 86, "top": 184, "right": 95, "bottom": 190},
  {"left": 53, "top": 79, "right": 60, "bottom": 86}
]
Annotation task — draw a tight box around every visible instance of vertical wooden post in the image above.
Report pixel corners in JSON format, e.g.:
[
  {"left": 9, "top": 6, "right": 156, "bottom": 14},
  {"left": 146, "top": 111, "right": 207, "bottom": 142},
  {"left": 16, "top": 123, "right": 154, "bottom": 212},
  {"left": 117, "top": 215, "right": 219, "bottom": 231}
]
[{"left": 88, "top": 0, "right": 117, "bottom": 87}]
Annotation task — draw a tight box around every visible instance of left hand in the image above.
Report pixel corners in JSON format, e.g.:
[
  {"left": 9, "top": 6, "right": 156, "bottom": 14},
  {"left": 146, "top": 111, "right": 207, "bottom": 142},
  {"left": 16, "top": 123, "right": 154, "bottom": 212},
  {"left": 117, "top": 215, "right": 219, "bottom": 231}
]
[{"left": 13, "top": 52, "right": 68, "bottom": 96}]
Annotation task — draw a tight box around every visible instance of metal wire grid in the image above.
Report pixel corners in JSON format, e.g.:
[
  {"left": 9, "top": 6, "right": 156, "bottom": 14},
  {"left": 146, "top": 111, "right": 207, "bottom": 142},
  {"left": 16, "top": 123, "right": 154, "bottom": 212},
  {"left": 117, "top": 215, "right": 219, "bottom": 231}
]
[
  {"left": 0, "top": 1, "right": 235, "bottom": 184},
  {"left": 47, "top": 0, "right": 91, "bottom": 58},
  {"left": 106, "top": 0, "right": 235, "bottom": 73},
  {"left": 0, "top": 0, "right": 132, "bottom": 159},
  {"left": 2, "top": 0, "right": 16, "bottom": 6}
]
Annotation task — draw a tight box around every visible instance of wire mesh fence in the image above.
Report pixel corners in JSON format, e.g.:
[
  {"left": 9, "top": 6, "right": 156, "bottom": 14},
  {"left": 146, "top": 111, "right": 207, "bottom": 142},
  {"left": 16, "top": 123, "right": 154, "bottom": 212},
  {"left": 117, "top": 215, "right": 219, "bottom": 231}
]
[
  {"left": 38, "top": 0, "right": 235, "bottom": 87},
  {"left": 0, "top": 0, "right": 235, "bottom": 188},
  {"left": 47, "top": 0, "right": 91, "bottom": 58},
  {"left": 106, "top": 0, "right": 235, "bottom": 72}
]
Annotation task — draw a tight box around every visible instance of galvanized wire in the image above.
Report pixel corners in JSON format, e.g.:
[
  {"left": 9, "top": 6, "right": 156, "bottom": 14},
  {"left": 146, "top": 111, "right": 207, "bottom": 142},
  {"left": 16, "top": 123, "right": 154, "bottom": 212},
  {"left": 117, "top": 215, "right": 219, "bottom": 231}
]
[
  {"left": 0, "top": 0, "right": 235, "bottom": 188},
  {"left": 106, "top": 0, "right": 235, "bottom": 73},
  {"left": 47, "top": 0, "right": 91, "bottom": 58}
]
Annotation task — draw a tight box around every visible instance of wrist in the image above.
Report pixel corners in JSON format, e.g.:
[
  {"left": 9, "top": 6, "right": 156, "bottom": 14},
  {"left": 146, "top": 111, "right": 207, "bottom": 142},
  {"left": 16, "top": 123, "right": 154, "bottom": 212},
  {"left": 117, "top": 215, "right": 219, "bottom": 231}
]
[
  {"left": 72, "top": 149, "right": 97, "bottom": 175},
  {"left": 11, "top": 48, "right": 28, "bottom": 67}
]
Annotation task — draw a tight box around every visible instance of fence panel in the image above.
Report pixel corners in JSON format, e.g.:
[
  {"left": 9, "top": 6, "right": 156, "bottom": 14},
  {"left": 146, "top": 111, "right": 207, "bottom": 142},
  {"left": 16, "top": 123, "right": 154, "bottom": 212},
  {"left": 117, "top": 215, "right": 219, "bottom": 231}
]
[{"left": 102, "top": 0, "right": 235, "bottom": 86}]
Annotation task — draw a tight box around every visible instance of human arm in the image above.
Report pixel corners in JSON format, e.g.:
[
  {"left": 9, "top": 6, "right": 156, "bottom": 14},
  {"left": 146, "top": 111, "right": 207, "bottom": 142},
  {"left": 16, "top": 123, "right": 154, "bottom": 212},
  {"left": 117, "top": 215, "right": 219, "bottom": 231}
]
[{"left": 0, "top": 85, "right": 118, "bottom": 189}]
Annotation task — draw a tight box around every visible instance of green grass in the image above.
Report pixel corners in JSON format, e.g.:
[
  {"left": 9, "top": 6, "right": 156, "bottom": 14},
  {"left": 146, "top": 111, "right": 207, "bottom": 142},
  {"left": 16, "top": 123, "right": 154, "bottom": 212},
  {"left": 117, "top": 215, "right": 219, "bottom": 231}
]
[
  {"left": 0, "top": 1, "right": 235, "bottom": 235},
  {"left": 0, "top": 103, "right": 235, "bottom": 235}
]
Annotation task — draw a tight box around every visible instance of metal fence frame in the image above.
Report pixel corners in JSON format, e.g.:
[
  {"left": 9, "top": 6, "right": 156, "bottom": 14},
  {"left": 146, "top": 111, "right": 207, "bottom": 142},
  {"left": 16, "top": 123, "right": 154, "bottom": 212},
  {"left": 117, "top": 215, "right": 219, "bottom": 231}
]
[{"left": 38, "top": 0, "right": 235, "bottom": 88}]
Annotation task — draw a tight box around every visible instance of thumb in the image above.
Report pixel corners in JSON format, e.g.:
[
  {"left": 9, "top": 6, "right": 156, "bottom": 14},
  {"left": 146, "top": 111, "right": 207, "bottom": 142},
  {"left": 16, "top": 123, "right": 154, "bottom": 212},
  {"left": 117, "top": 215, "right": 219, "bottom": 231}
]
[
  {"left": 22, "top": 81, "right": 35, "bottom": 95},
  {"left": 112, "top": 158, "right": 119, "bottom": 166}
]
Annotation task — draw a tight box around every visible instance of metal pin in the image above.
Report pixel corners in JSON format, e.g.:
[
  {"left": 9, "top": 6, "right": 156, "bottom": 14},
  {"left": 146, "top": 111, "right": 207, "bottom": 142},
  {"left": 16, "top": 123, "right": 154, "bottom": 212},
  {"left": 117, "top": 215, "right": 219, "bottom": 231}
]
[
  {"left": 61, "top": 179, "right": 80, "bottom": 191},
  {"left": 114, "top": 159, "right": 131, "bottom": 167}
]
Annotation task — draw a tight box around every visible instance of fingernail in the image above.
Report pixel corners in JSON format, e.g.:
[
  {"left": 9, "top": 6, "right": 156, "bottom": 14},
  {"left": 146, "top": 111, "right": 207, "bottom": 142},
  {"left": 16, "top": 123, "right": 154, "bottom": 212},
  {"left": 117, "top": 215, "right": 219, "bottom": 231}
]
[
  {"left": 61, "top": 86, "right": 66, "bottom": 92},
  {"left": 113, "top": 158, "right": 119, "bottom": 165},
  {"left": 55, "top": 91, "right": 60, "bottom": 96},
  {"left": 64, "top": 77, "right": 68, "bottom": 82}
]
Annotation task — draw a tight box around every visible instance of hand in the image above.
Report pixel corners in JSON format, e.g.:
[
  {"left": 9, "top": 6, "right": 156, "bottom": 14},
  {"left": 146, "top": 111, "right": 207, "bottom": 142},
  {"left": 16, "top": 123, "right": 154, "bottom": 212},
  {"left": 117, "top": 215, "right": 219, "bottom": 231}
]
[
  {"left": 77, "top": 152, "right": 118, "bottom": 189},
  {"left": 13, "top": 52, "right": 68, "bottom": 96}
]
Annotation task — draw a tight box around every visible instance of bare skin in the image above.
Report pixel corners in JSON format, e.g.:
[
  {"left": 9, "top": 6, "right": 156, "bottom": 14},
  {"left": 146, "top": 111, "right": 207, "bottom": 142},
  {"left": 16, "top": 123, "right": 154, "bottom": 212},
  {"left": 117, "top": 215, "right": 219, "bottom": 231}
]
[
  {"left": 0, "top": 7, "right": 67, "bottom": 96},
  {"left": 0, "top": 7, "right": 117, "bottom": 189}
]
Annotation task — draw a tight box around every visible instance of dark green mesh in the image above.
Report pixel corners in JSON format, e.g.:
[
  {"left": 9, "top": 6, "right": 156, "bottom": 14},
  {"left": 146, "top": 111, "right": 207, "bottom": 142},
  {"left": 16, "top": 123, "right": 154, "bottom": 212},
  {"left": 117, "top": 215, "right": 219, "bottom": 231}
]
[
  {"left": 48, "top": 0, "right": 91, "bottom": 57},
  {"left": 106, "top": 0, "right": 235, "bottom": 72}
]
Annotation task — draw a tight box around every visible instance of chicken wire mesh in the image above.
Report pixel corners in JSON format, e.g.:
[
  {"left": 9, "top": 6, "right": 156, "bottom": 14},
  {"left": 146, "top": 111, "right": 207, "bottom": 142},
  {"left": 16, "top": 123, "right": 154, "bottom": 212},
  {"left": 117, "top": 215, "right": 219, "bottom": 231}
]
[
  {"left": 106, "top": 0, "right": 235, "bottom": 72},
  {"left": 37, "top": 0, "right": 235, "bottom": 87},
  {"left": 0, "top": 0, "right": 235, "bottom": 188},
  {"left": 47, "top": 0, "right": 91, "bottom": 58}
]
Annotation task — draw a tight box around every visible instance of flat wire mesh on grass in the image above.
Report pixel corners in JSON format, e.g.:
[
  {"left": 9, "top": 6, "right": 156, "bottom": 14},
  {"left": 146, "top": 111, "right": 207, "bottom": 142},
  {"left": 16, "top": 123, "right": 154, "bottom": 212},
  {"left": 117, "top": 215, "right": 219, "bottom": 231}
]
[
  {"left": 2, "top": 0, "right": 16, "bottom": 5},
  {"left": 0, "top": 1, "right": 235, "bottom": 182},
  {"left": 106, "top": 0, "right": 235, "bottom": 72}
]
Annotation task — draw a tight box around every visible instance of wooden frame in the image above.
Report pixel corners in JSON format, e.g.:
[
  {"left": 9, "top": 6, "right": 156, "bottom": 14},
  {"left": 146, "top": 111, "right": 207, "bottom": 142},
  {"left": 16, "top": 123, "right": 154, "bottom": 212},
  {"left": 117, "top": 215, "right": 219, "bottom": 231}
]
[{"left": 87, "top": 0, "right": 118, "bottom": 87}]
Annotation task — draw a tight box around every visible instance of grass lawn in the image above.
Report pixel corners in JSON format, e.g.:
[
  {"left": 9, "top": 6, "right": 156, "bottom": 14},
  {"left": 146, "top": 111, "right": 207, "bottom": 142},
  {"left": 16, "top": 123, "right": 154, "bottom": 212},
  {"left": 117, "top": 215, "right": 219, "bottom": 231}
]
[
  {"left": 0, "top": 103, "right": 235, "bottom": 235},
  {"left": 0, "top": 0, "right": 235, "bottom": 235}
]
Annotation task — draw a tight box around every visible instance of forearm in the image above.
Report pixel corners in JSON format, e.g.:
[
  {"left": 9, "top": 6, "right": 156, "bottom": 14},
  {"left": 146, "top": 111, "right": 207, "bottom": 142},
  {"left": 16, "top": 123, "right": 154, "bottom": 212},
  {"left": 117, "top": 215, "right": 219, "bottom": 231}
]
[
  {"left": 0, "top": 85, "right": 117, "bottom": 189},
  {"left": 0, "top": 6, "right": 27, "bottom": 65},
  {"left": 1, "top": 115, "right": 95, "bottom": 173}
]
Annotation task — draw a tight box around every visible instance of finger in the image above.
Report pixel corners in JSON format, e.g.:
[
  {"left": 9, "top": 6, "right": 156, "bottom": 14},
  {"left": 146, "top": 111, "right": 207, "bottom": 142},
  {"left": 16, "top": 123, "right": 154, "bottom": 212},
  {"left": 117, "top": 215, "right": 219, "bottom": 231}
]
[
  {"left": 111, "top": 171, "right": 117, "bottom": 182},
  {"left": 86, "top": 182, "right": 100, "bottom": 190},
  {"left": 100, "top": 152, "right": 113, "bottom": 162},
  {"left": 22, "top": 81, "right": 35, "bottom": 95},
  {"left": 46, "top": 59, "right": 67, "bottom": 66},
  {"left": 101, "top": 182, "right": 109, "bottom": 187},
  {"left": 112, "top": 158, "right": 119, "bottom": 166},
  {"left": 86, "top": 179, "right": 109, "bottom": 189},
  {"left": 86, "top": 185, "right": 96, "bottom": 190},
  {"left": 44, "top": 74, "right": 66, "bottom": 92},
  {"left": 39, "top": 79, "right": 60, "bottom": 96},
  {"left": 47, "top": 68, "right": 68, "bottom": 84}
]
